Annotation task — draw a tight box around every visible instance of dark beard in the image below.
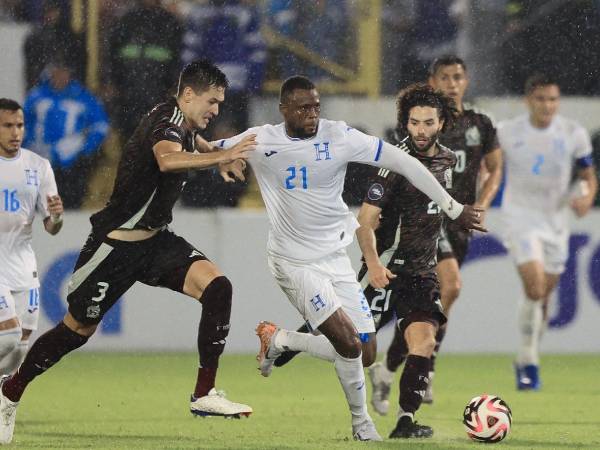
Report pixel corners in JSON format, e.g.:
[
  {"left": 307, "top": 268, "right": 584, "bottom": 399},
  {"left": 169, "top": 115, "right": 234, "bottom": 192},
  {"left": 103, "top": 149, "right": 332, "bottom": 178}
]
[{"left": 408, "top": 132, "right": 439, "bottom": 154}]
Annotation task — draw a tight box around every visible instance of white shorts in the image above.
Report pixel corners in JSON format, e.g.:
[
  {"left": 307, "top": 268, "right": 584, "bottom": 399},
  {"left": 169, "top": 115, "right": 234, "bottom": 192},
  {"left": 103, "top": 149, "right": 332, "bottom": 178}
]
[
  {"left": 503, "top": 228, "right": 568, "bottom": 274},
  {"left": 268, "top": 250, "right": 375, "bottom": 333},
  {"left": 0, "top": 286, "right": 40, "bottom": 330}
]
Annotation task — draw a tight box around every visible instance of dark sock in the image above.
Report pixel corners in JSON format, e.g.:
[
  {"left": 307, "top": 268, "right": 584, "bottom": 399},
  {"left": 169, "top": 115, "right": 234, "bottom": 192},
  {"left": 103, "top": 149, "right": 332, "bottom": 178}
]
[
  {"left": 386, "top": 326, "right": 409, "bottom": 372},
  {"left": 2, "top": 322, "right": 88, "bottom": 402},
  {"left": 195, "top": 276, "right": 232, "bottom": 398},
  {"left": 399, "top": 354, "right": 430, "bottom": 414},
  {"left": 430, "top": 326, "right": 447, "bottom": 372}
]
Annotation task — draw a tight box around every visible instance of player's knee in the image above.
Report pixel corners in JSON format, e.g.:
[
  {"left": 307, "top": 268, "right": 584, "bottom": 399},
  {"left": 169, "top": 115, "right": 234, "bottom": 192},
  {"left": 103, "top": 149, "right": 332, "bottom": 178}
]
[
  {"left": 411, "top": 336, "right": 436, "bottom": 357},
  {"left": 336, "top": 333, "right": 362, "bottom": 359},
  {"left": 200, "top": 276, "right": 233, "bottom": 341},
  {"left": 524, "top": 283, "right": 544, "bottom": 301}
]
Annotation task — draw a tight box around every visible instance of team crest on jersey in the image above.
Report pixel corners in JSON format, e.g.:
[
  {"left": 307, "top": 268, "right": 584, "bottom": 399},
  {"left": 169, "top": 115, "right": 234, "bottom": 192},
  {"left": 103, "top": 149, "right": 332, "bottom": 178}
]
[
  {"left": 368, "top": 183, "right": 384, "bottom": 201},
  {"left": 465, "top": 126, "right": 481, "bottom": 146},
  {"left": 444, "top": 168, "right": 453, "bottom": 188}
]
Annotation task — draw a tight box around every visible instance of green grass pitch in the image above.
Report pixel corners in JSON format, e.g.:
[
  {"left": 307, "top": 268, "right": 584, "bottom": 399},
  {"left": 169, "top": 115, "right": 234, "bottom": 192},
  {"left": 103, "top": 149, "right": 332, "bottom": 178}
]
[{"left": 9, "top": 353, "right": 600, "bottom": 449}]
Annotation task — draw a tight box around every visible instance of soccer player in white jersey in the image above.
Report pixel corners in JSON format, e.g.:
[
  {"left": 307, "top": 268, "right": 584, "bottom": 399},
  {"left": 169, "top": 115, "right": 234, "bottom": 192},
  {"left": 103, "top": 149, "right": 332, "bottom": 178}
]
[
  {"left": 497, "top": 74, "right": 597, "bottom": 390},
  {"left": 0, "top": 98, "right": 64, "bottom": 379},
  {"left": 216, "top": 76, "right": 485, "bottom": 441}
]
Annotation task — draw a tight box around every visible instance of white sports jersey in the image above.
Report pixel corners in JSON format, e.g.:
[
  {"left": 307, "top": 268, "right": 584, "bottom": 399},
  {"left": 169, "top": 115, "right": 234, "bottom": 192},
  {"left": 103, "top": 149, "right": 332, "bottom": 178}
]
[
  {"left": 219, "top": 120, "right": 384, "bottom": 262},
  {"left": 497, "top": 114, "right": 592, "bottom": 230},
  {"left": 0, "top": 148, "right": 58, "bottom": 290}
]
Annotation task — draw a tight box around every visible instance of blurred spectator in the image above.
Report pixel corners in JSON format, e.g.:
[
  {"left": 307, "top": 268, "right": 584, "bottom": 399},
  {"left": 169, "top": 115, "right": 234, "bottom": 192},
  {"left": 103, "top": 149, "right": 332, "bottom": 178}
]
[
  {"left": 501, "top": 0, "right": 600, "bottom": 95},
  {"left": 592, "top": 129, "right": 600, "bottom": 206},
  {"left": 266, "top": 0, "right": 351, "bottom": 82},
  {"left": 108, "top": 0, "right": 182, "bottom": 139},
  {"left": 180, "top": 0, "right": 266, "bottom": 207},
  {"left": 23, "top": 0, "right": 85, "bottom": 90},
  {"left": 23, "top": 54, "right": 109, "bottom": 209}
]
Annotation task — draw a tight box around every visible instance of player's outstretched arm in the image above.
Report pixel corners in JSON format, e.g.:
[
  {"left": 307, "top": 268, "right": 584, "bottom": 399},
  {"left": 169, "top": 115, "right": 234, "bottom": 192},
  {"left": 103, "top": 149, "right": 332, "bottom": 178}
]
[
  {"left": 43, "top": 194, "right": 64, "bottom": 235},
  {"left": 374, "top": 141, "right": 486, "bottom": 232},
  {"left": 153, "top": 135, "right": 256, "bottom": 172},
  {"left": 356, "top": 203, "right": 396, "bottom": 289}
]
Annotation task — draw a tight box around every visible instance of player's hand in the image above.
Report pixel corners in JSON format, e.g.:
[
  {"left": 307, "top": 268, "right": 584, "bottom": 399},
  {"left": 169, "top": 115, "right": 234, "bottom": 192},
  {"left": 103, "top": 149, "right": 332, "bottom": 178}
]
[
  {"left": 368, "top": 262, "right": 396, "bottom": 289},
  {"left": 454, "top": 204, "right": 487, "bottom": 233},
  {"left": 47, "top": 195, "right": 64, "bottom": 218},
  {"left": 570, "top": 196, "right": 593, "bottom": 217},
  {"left": 222, "top": 134, "right": 256, "bottom": 163},
  {"left": 219, "top": 159, "right": 247, "bottom": 183}
]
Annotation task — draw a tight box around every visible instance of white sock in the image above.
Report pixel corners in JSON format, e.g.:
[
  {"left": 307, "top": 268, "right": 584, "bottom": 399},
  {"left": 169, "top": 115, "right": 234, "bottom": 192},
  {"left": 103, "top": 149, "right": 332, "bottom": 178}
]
[
  {"left": 517, "top": 298, "right": 543, "bottom": 365},
  {"left": 380, "top": 357, "right": 396, "bottom": 381},
  {"left": 0, "top": 327, "right": 21, "bottom": 361},
  {"left": 274, "top": 330, "right": 337, "bottom": 362},
  {"left": 334, "top": 352, "right": 369, "bottom": 425},
  {"left": 0, "top": 340, "right": 28, "bottom": 376}
]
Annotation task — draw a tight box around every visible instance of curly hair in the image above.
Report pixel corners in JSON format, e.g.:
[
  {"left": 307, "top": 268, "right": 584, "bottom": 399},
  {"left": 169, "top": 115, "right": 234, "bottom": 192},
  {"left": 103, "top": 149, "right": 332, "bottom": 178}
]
[{"left": 396, "top": 83, "right": 456, "bottom": 133}]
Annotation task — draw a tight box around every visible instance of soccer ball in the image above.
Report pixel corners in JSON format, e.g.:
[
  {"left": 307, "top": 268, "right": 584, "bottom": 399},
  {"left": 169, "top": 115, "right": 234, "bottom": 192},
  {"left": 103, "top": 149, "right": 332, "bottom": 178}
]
[{"left": 463, "top": 394, "right": 512, "bottom": 443}]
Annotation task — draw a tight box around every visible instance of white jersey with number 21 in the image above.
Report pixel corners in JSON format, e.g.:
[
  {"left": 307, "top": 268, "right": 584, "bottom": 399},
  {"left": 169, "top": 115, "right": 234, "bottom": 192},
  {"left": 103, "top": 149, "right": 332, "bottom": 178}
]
[{"left": 218, "top": 119, "right": 385, "bottom": 262}]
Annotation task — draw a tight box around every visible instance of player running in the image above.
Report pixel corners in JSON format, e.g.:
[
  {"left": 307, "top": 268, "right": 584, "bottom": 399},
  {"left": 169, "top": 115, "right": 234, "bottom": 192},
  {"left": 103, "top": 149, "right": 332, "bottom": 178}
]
[{"left": 215, "top": 76, "right": 484, "bottom": 441}]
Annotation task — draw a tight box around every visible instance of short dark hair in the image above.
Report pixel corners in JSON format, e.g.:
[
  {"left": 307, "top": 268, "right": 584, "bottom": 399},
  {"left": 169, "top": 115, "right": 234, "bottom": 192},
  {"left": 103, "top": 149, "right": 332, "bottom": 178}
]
[
  {"left": 280, "top": 76, "right": 316, "bottom": 103},
  {"left": 429, "top": 55, "right": 467, "bottom": 76},
  {"left": 0, "top": 98, "right": 22, "bottom": 112},
  {"left": 177, "top": 59, "right": 228, "bottom": 96},
  {"left": 524, "top": 73, "right": 559, "bottom": 95},
  {"left": 396, "top": 83, "right": 456, "bottom": 132}
]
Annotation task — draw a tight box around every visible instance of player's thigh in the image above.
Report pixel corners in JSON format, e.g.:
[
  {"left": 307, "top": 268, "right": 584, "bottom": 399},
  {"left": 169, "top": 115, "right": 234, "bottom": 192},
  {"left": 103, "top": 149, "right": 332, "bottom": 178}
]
[
  {"left": 542, "top": 233, "right": 568, "bottom": 278},
  {"left": 12, "top": 287, "right": 40, "bottom": 331},
  {"left": 139, "top": 230, "right": 214, "bottom": 300},
  {"left": 268, "top": 255, "right": 342, "bottom": 332},
  {"left": 0, "top": 287, "right": 18, "bottom": 329},
  {"left": 436, "top": 257, "right": 461, "bottom": 309},
  {"left": 67, "top": 234, "right": 139, "bottom": 325}
]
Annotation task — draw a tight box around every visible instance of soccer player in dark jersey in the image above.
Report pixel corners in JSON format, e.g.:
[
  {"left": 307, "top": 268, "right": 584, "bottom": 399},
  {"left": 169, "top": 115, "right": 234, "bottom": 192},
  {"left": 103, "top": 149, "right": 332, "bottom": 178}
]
[
  {"left": 356, "top": 84, "right": 458, "bottom": 439},
  {"left": 368, "top": 56, "right": 503, "bottom": 409},
  {"left": 0, "top": 60, "right": 257, "bottom": 444}
]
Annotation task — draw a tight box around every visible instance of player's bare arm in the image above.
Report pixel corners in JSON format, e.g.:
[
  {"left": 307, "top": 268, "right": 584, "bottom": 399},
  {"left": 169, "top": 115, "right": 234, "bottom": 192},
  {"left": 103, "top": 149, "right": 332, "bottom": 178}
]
[
  {"left": 153, "top": 134, "right": 256, "bottom": 173},
  {"left": 43, "top": 194, "right": 64, "bottom": 235},
  {"left": 356, "top": 203, "right": 396, "bottom": 289},
  {"left": 570, "top": 166, "right": 598, "bottom": 217},
  {"left": 195, "top": 133, "right": 251, "bottom": 182},
  {"left": 475, "top": 148, "right": 503, "bottom": 219}
]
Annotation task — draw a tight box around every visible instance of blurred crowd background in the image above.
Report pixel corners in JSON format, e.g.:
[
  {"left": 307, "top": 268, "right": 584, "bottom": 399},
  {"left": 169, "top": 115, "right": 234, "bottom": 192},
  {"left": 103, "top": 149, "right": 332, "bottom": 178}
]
[{"left": 2, "top": 0, "right": 600, "bottom": 209}]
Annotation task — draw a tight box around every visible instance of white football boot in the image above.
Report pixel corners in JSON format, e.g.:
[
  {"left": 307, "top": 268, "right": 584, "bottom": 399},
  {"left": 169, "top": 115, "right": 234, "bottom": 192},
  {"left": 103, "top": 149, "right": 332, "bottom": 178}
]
[
  {"left": 190, "top": 388, "right": 252, "bottom": 418},
  {"left": 255, "top": 321, "right": 282, "bottom": 377},
  {"left": 352, "top": 416, "right": 383, "bottom": 441},
  {"left": 367, "top": 361, "right": 393, "bottom": 415},
  {"left": 0, "top": 376, "right": 18, "bottom": 444}
]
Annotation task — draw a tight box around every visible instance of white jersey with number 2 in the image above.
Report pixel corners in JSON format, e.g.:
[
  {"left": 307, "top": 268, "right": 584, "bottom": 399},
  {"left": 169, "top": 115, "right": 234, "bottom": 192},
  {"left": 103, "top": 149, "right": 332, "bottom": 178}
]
[
  {"left": 0, "top": 148, "right": 58, "bottom": 290},
  {"left": 497, "top": 114, "right": 592, "bottom": 231}
]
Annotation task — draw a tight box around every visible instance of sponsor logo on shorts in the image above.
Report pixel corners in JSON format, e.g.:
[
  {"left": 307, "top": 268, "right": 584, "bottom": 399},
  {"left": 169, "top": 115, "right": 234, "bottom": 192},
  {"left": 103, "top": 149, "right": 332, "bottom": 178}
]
[
  {"left": 86, "top": 305, "right": 101, "bottom": 319},
  {"left": 367, "top": 183, "right": 384, "bottom": 201}
]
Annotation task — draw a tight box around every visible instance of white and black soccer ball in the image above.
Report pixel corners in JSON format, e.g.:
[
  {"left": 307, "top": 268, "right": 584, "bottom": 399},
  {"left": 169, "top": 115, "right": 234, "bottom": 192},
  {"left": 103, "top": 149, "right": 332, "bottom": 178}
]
[{"left": 463, "top": 394, "right": 512, "bottom": 443}]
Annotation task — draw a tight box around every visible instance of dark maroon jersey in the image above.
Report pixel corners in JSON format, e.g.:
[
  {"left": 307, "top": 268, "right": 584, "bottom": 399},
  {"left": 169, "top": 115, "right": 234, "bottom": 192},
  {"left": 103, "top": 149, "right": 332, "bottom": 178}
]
[
  {"left": 362, "top": 136, "right": 457, "bottom": 274},
  {"left": 91, "top": 97, "right": 198, "bottom": 236},
  {"left": 439, "top": 108, "right": 498, "bottom": 205}
]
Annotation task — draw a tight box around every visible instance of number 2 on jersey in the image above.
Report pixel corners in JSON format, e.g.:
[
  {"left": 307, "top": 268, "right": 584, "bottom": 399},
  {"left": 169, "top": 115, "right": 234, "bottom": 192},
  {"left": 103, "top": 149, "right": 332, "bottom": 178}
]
[
  {"left": 285, "top": 166, "right": 308, "bottom": 190},
  {"left": 2, "top": 189, "right": 20, "bottom": 212}
]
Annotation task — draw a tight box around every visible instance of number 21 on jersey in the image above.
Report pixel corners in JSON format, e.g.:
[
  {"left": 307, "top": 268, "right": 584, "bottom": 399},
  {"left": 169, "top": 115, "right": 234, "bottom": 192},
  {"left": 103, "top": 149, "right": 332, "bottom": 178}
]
[{"left": 285, "top": 166, "right": 308, "bottom": 190}]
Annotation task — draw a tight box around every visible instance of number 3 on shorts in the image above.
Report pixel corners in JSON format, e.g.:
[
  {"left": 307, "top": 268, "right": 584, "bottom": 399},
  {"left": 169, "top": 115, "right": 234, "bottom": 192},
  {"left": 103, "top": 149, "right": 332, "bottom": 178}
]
[{"left": 91, "top": 282, "right": 109, "bottom": 302}]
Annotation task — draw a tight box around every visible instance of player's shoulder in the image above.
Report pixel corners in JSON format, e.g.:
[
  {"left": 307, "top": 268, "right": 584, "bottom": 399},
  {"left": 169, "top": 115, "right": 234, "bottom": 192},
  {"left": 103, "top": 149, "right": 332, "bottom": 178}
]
[
  {"left": 319, "top": 119, "right": 356, "bottom": 138},
  {"left": 463, "top": 104, "right": 497, "bottom": 127},
  {"left": 437, "top": 143, "right": 458, "bottom": 164},
  {"left": 554, "top": 115, "right": 587, "bottom": 135},
  {"left": 149, "top": 98, "right": 184, "bottom": 126},
  {"left": 19, "top": 148, "right": 51, "bottom": 168}
]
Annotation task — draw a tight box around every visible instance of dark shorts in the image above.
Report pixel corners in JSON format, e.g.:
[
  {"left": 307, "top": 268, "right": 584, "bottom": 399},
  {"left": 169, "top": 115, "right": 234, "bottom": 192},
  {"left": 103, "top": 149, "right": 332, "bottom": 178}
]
[
  {"left": 67, "top": 229, "right": 208, "bottom": 324},
  {"left": 362, "top": 271, "right": 446, "bottom": 333},
  {"left": 437, "top": 224, "right": 471, "bottom": 267}
]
